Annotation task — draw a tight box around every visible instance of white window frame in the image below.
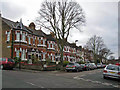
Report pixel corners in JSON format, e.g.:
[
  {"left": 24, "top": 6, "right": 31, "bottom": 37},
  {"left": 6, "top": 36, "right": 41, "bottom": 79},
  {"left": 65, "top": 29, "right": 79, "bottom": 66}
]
[
  {"left": 21, "top": 49, "right": 26, "bottom": 60},
  {"left": 33, "top": 37, "right": 35, "bottom": 45},
  {"left": 7, "top": 32, "right": 10, "bottom": 41},
  {"left": 43, "top": 40, "right": 45, "bottom": 45},
  {"left": 16, "top": 50, "right": 19, "bottom": 58},
  {"left": 39, "top": 39, "right": 41, "bottom": 45},
  {"left": 16, "top": 32, "right": 20, "bottom": 41},
  {"left": 28, "top": 36, "right": 31, "bottom": 44},
  {"left": 22, "top": 33, "right": 26, "bottom": 42}
]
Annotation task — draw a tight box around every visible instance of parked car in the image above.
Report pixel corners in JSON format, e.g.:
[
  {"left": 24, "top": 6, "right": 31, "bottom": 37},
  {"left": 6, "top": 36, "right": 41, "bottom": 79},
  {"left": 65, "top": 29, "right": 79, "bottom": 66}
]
[
  {"left": 102, "top": 64, "right": 106, "bottom": 68},
  {"left": 103, "top": 64, "right": 120, "bottom": 79},
  {"left": 81, "top": 64, "right": 90, "bottom": 71},
  {"left": 97, "top": 63, "right": 102, "bottom": 68},
  {"left": 91, "top": 63, "right": 97, "bottom": 69},
  {"left": 0, "top": 58, "right": 15, "bottom": 69},
  {"left": 88, "top": 63, "right": 95, "bottom": 70},
  {"left": 66, "top": 63, "right": 82, "bottom": 72}
]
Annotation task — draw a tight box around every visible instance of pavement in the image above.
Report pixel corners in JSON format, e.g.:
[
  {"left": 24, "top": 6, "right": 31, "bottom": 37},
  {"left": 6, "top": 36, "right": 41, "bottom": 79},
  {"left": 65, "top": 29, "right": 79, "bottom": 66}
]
[{"left": 2, "top": 68, "right": 120, "bottom": 89}]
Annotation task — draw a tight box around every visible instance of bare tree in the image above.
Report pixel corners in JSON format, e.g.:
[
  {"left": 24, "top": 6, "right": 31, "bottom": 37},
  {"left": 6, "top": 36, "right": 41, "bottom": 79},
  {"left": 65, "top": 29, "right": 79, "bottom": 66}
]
[
  {"left": 109, "top": 56, "right": 115, "bottom": 60},
  {"left": 36, "top": 0, "right": 85, "bottom": 65},
  {"left": 99, "top": 48, "right": 113, "bottom": 64},
  {"left": 85, "top": 35, "right": 111, "bottom": 64}
]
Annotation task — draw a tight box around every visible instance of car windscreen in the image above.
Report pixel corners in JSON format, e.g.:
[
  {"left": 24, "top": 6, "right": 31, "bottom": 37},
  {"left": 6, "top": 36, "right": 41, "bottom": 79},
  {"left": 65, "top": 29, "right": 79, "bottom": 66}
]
[
  {"left": 81, "top": 64, "right": 85, "bottom": 66},
  {"left": 8, "top": 58, "right": 14, "bottom": 62},
  {"left": 106, "top": 65, "right": 119, "bottom": 71},
  {"left": 68, "top": 63, "right": 74, "bottom": 65},
  {"left": 0, "top": 58, "right": 6, "bottom": 61},
  {"left": 119, "top": 66, "right": 120, "bottom": 71}
]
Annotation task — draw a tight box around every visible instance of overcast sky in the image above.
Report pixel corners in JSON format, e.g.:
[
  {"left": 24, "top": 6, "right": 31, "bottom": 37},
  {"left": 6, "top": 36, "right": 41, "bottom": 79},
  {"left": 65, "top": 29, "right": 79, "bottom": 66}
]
[{"left": 0, "top": 0, "right": 119, "bottom": 59}]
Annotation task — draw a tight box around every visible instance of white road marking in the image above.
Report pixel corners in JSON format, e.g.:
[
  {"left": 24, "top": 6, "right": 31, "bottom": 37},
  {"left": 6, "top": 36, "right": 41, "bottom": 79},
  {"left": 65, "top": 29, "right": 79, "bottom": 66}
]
[
  {"left": 112, "top": 85, "right": 119, "bottom": 88},
  {"left": 26, "top": 82, "right": 44, "bottom": 88},
  {"left": 101, "top": 82, "right": 113, "bottom": 86},
  {"left": 73, "top": 76, "right": 118, "bottom": 88}
]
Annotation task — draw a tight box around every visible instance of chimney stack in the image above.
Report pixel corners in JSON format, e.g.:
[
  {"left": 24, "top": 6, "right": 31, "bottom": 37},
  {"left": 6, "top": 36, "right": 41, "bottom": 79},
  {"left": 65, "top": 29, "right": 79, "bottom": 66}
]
[{"left": 29, "top": 22, "right": 35, "bottom": 30}]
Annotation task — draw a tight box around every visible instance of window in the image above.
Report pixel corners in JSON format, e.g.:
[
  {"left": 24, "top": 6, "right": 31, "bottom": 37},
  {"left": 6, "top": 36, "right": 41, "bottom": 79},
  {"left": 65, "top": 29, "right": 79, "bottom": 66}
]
[
  {"left": 0, "top": 58, "right": 6, "bottom": 61},
  {"left": 43, "top": 40, "right": 45, "bottom": 45},
  {"left": 22, "top": 33, "right": 26, "bottom": 41},
  {"left": 49, "top": 43, "right": 50, "bottom": 48},
  {"left": 21, "top": 49, "right": 26, "bottom": 60},
  {"left": 16, "top": 50, "right": 19, "bottom": 58},
  {"left": 8, "top": 58, "right": 14, "bottom": 62},
  {"left": 106, "top": 65, "right": 119, "bottom": 71},
  {"left": 16, "top": 32, "right": 20, "bottom": 41},
  {"left": 7, "top": 32, "right": 10, "bottom": 41},
  {"left": 28, "top": 37, "right": 31, "bottom": 44},
  {"left": 43, "top": 53, "right": 45, "bottom": 59},
  {"left": 52, "top": 43, "right": 54, "bottom": 48},
  {"left": 39, "top": 39, "right": 41, "bottom": 44},
  {"left": 52, "top": 55, "right": 54, "bottom": 62}
]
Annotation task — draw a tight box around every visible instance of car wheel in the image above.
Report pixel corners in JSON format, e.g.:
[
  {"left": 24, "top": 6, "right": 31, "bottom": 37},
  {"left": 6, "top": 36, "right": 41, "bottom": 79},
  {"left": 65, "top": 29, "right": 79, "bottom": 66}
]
[
  {"left": 10, "top": 67, "right": 13, "bottom": 70},
  {"left": 0, "top": 65, "right": 3, "bottom": 70},
  {"left": 76, "top": 69, "right": 79, "bottom": 72},
  {"left": 103, "top": 75, "right": 107, "bottom": 79},
  {"left": 66, "top": 70, "right": 69, "bottom": 72}
]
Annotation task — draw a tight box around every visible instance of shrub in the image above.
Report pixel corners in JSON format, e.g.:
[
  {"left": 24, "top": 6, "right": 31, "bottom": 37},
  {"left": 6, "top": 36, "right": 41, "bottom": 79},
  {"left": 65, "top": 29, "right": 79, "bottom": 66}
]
[
  {"left": 63, "top": 61, "right": 69, "bottom": 67},
  {"left": 46, "top": 58, "right": 51, "bottom": 65},
  {"left": 14, "top": 57, "right": 21, "bottom": 67},
  {"left": 77, "top": 61, "right": 85, "bottom": 64}
]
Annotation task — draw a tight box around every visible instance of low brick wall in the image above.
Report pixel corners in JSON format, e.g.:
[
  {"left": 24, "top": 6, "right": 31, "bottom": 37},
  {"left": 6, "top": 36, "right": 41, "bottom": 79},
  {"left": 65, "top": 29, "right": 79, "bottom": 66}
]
[{"left": 21, "top": 64, "right": 57, "bottom": 71}]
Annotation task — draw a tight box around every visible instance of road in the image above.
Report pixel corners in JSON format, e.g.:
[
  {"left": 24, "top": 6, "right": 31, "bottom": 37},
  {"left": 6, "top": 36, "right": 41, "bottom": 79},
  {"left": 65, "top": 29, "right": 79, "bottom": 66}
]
[{"left": 2, "top": 68, "right": 120, "bottom": 89}]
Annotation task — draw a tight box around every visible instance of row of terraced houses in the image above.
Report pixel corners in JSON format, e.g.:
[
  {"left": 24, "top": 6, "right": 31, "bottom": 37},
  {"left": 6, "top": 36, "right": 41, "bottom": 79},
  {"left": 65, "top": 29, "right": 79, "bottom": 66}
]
[{"left": 1, "top": 14, "right": 94, "bottom": 64}]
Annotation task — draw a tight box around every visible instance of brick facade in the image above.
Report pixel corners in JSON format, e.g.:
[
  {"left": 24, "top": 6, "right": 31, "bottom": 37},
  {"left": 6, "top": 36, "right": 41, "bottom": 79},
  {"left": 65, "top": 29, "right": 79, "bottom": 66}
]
[{"left": 2, "top": 17, "right": 93, "bottom": 63}]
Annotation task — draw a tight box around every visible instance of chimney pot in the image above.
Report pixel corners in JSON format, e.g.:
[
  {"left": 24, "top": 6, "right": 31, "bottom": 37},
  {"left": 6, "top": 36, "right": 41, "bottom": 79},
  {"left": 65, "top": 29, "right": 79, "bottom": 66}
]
[{"left": 29, "top": 22, "right": 35, "bottom": 30}]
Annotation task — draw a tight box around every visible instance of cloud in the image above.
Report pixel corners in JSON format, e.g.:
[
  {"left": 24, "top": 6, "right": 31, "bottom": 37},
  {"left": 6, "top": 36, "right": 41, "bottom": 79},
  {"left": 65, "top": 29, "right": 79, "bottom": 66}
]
[
  {"left": 68, "top": 2, "right": 118, "bottom": 58},
  {"left": 0, "top": 1, "right": 27, "bottom": 20},
  {"left": 0, "top": 1, "right": 118, "bottom": 58}
]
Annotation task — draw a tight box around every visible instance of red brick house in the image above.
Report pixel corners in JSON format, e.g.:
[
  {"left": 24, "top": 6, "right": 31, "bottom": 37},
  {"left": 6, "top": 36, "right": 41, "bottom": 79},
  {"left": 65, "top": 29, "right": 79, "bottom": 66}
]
[{"left": 1, "top": 16, "right": 89, "bottom": 63}]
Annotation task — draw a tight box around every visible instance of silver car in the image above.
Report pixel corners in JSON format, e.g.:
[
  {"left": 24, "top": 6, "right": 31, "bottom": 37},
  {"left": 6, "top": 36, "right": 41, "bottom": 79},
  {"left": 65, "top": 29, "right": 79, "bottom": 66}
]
[{"left": 103, "top": 64, "right": 120, "bottom": 79}]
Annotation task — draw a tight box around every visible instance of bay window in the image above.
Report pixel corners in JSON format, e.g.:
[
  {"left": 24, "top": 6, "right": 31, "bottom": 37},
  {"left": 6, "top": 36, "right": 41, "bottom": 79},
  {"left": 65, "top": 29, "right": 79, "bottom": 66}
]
[
  {"left": 16, "top": 32, "right": 20, "bottom": 41},
  {"left": 22, "top": 33, "right": 26, "bottom": 42},
  {"left": 49, "top": 43, "right": 50, "bottom": 48},
  {"left": 21, "top": 49, "right": 26, "bottom": 60},
  {"left": 33, "top": 37, "right": 35, "bottom": 45},
  {"left": 28, "top": 36, "right": 31, "bottom": 44},
  {"left": 16, "top": 50, "right": 19, "bottom": 58},
  {"left": 39, "top": 39, "right": 41, "bottom": 44}
]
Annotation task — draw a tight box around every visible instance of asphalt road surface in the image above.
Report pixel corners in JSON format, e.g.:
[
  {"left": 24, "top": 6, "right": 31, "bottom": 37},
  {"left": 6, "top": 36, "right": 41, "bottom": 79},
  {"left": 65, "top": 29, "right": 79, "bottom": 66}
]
[{"left": 2, "top": 68, "right": 120, "bottom": 88}]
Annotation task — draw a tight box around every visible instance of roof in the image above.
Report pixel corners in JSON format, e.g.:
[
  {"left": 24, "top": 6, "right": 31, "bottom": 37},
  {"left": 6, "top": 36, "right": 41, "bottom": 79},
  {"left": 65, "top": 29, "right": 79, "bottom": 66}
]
[
  {"left": 33, "top": 30, "right": 46, "bottom": 37},
  {"left": 46, "top": 34, "right": 55, "bottom": 41},
  {"left": 69, "top": 43, "right": 77, "bottom": 48},
  {"left": 2, "top": 17, "right": 32, "bottom": 33},
  {"left": 2, "top": 17, "right": 17, "bottom": 28},
  {"left": 2, "top": 17, "right": 48, "bottom": 37}
]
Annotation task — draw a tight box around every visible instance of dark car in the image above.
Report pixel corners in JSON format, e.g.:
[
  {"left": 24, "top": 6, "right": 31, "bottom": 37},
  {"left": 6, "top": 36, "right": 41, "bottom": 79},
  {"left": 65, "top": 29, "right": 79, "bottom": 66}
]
[
  {"left": 90, "top": 63, "right": 97, "bottom": 69},
  {"left": 81, "top": 64, "right": 90, "bottom": 71},
  {"left": 87, "top": 63, "right": 94, "bottom": 70},
  {"left": 66, "top": 63, "right": 82, "bottom": 72},
  {"left": 97, "top": 63, "right": 102, "bottom": 68},
  {"left": 102, "top": 64, "right": 106, "bottom": 68},
  {"left": 0, "top": 58, "right": 15, "bottom": 69}
]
